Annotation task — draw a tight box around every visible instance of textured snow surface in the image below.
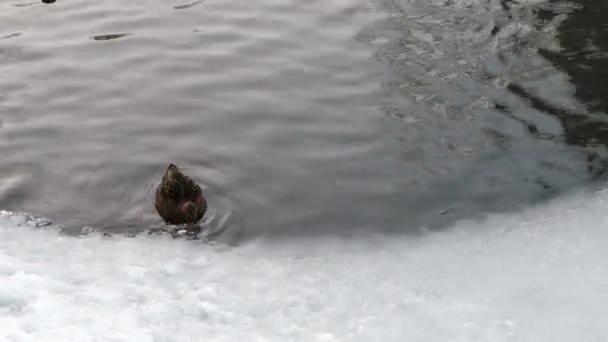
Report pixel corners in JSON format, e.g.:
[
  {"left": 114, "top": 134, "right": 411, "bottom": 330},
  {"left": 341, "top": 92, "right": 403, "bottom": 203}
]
[{"left": 1, "top": 188, "right": 608, "bottom": 342}]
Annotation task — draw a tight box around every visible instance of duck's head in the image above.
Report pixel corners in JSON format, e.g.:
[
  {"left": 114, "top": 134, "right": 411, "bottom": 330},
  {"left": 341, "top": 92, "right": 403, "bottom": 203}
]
[
  {"left": 167, "top": 163, "right": 179, "bottom": 172},
  {"left": 180, "top": 201, "right": 198, "bottom": 226},
  {"left": 164, "top": 163, "right": 180, "bottom": 178}
]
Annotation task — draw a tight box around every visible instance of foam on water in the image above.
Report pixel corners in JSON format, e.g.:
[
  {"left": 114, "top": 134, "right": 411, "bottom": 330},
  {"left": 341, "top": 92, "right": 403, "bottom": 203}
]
[{"left": 1, "top": 188, "right": 608, "bottom": 341}]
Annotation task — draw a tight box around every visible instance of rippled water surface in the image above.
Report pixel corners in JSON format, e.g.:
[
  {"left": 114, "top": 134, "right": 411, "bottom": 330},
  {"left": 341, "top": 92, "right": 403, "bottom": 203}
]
[{"left": 0, "top": 0, "right": 606, "bottom": 240}]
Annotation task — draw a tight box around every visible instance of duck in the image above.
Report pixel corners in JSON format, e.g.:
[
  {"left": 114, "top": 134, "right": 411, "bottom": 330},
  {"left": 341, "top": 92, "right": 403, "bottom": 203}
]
[{"left": 155, "top": 163, "right": 207, "bottom": 232}]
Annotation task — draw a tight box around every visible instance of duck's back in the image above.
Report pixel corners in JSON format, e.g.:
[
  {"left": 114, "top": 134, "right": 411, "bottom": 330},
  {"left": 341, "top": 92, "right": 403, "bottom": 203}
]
[{"left": 155, "top": 164, "right": 207, "bottom": 224}]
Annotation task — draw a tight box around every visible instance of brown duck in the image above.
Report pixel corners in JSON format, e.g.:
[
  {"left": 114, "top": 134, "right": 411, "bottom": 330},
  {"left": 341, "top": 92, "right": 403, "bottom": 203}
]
[{"left": 155, "top": 163, "right": 207, "bottom": 231}]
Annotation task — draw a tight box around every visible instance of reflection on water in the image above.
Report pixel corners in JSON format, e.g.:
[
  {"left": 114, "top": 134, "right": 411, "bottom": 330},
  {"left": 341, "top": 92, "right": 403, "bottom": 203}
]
[
  {"left": 91, "top": 33, "right": 130, "bottom": 41},
  {"left": 174, "top": 1, "right": 205, "bottom": 10},
  {"left": 352, "top": 0, "right": 596, "bottom": 232},
  {"left": 535, "top": 0, "right": 608, "bottom": 178},
  {"left": 0, "top": 0, "right": 606, "bottom": 241},
  {"left": 2, "top": 32, "right": 22, "bottom": 40},
  {"left": 13, "top": 2, "right": 38, "bottom": 8}
]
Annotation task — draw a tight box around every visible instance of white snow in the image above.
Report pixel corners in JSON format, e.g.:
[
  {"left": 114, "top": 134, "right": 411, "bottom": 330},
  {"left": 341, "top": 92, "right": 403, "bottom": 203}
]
[{"left": 1, "top": 187, "right": 608, "bottom": 342}]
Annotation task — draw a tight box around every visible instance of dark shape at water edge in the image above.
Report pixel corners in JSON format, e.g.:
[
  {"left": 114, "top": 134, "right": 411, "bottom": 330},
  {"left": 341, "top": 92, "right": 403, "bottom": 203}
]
[
  {"left": 503, "top": 0, "right": 608, "bottom": 179},
  {"left": 502, "top": 83, "right": 608, "bottom": 179},
  {"left": 42, "top": 0, "right": 55, "bottom": 4},
  {"left": 537, "top": 1, "right": 608, "bottom": 115},
  {"left": 91, "top": 33, "right": 130, "bottom": 41}
]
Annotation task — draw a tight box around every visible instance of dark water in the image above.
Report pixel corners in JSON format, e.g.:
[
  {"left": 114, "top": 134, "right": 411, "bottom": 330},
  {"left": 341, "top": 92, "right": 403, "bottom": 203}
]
[{"left": 0, "top": 0, "right": 606, "bottom": 242}]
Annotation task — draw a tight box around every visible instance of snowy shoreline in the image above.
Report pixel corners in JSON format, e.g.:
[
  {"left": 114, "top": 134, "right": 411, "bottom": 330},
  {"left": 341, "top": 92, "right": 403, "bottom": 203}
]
[{"left": 2, "top": 188, "right": 608, "bottom": 341}]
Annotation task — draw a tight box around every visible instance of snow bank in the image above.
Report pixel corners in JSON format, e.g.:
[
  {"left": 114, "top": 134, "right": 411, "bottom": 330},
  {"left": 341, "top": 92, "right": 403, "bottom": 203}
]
[{"left": 1, "top": 188, "right": 608, "bottom": 341}]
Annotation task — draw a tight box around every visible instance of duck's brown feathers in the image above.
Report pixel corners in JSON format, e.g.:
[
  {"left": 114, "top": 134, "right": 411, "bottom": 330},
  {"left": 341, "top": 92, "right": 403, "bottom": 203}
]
[{"left": 155, "top": 163, "right": 207, "bottom": 225}]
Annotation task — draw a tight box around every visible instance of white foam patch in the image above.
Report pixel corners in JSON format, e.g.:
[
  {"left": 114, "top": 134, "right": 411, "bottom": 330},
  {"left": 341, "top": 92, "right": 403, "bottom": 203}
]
[{"left": 2, "top": 188, "right": 608, "bottom": 341}]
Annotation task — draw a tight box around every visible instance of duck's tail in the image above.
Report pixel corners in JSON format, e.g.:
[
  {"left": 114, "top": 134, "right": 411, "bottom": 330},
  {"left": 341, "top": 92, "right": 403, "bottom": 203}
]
[{"left": 180, "top": 201, "right": 198, "bottom": 224}]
